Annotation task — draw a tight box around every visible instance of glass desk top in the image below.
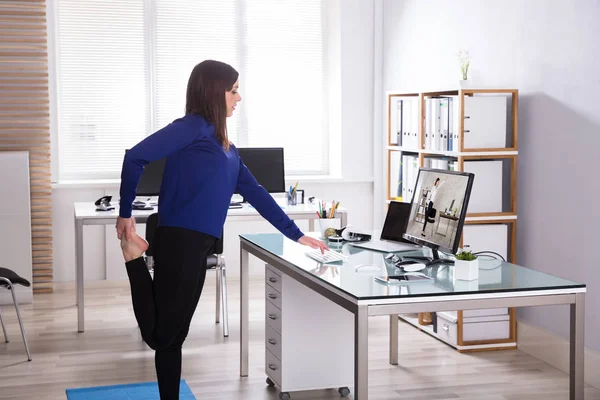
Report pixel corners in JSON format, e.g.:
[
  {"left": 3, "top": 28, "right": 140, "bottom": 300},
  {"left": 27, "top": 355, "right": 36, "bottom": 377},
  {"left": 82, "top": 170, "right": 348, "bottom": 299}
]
[{"left": 240, "top": 233, "right": 585, "bottom": 300}]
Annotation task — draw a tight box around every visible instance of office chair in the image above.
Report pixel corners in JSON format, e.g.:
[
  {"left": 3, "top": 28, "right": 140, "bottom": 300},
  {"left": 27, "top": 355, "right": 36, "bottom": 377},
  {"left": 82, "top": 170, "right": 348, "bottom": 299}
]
[
  {"left": 0, "top": 267, "right": 32, "bottom": 361},
  {"left": 144, "top": 213, "right": 229, "bottom": 337}
]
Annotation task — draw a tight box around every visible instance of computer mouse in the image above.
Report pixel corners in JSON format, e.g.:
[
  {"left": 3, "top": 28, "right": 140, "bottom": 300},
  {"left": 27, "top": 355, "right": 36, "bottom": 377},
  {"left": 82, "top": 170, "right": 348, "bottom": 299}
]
[{"left": 402, "top": 263, "right": 426, "bottom": 272}]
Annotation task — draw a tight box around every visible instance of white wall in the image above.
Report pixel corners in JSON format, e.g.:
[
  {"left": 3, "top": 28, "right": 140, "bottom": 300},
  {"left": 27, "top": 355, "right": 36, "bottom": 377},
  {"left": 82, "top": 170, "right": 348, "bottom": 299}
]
[
  {"left": 51, "top": 2, "right": 376, "bottom": 282},
  {"left": 380, "top": 0, "right": 600, "bottom": 351}
]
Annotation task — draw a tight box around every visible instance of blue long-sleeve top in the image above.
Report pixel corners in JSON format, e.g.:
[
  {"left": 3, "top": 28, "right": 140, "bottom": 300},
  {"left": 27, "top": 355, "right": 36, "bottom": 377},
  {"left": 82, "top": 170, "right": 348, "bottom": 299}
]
[{"left": 119, "top": 114, "right": 304, "bottom": 242}]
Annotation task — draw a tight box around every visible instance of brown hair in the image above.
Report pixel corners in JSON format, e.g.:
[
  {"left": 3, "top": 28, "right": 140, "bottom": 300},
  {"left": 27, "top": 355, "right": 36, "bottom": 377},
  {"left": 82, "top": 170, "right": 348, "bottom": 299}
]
[{"left": 185, "top": 60, "right": 239, "bottom": 150}]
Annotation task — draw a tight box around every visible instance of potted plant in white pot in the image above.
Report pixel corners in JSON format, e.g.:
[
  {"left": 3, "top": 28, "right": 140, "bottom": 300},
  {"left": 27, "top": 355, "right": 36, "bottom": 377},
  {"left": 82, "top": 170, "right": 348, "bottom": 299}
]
[{"left": 454, "top": 249, "right": 479, "bottom": 281}]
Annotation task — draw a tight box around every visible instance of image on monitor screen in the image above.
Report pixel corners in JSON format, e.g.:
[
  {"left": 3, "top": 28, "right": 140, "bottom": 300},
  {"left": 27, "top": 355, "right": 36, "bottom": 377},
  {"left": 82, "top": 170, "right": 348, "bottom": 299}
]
[{"left": 403, "top": 168, "right": 474, "bottom": 255}]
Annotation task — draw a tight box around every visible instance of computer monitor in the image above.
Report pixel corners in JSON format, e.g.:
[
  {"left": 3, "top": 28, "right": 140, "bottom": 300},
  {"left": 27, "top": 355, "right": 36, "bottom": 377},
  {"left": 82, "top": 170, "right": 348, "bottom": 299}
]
[
  {"left": 235, "top": 147, "right": 286, "bottom": 194},
  {"left": 124, "top": 150, "right": 166, "bottom": 197},
  {"left": 126, "top": 147, "right": 286, "bottom": 198},
  {"left": 403, "top": 168, "right": 474, "bottom": 263},
  {"left": 136, "top": 157, "right": 166, "bottom": 197}
]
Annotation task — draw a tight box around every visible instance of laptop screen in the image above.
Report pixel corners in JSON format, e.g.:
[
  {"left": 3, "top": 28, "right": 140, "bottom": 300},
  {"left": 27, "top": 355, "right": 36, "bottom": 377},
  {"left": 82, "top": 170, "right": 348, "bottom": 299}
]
[{"left": 380, "top": 201, "right": 411, "bottom": 242}]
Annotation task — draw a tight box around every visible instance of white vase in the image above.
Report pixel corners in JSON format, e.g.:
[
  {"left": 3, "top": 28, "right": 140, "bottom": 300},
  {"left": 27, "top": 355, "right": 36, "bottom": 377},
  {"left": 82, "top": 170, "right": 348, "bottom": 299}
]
[
  {"left": 458, "top": 79, "right": 471, "bottom": 89},
  {"left": 454, "top": 258, "right": 479, "bottom": 281}
]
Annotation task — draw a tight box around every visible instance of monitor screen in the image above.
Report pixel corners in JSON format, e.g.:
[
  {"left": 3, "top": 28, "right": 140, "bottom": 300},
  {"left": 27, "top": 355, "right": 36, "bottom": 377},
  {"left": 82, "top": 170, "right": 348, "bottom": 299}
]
[
  {"left": 380, "top": 201, "right": 412, "bottom": 243},
  {"left": 126, "top": 146, "right": 286, "bottom": 197},
  {"left": 236, "top": 147, "right": 285, "bottom": 194},
  {"left": 124, "top": 149, "right": 165, "bottom": 197},
  {"left": 403, "top": 168, "right": 474, "bottom": 254},
  {"left": 136, "top": 157, "right": 166, "bottom": 197}
]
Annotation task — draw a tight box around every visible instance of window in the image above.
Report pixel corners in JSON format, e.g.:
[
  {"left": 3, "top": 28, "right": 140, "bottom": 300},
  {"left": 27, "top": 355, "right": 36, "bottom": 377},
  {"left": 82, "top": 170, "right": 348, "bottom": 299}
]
[{"left": 53, "top": 0, "right": 332, "bottom": 181}]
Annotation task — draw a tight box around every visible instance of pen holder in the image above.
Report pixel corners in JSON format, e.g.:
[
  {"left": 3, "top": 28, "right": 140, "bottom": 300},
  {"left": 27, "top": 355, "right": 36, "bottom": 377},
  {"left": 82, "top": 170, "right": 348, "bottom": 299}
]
[
  {"left": 318, "top": 218, "right": 339, "bottom": 238},
  {"left": 287, "top": 191, "right": 298, "bottom": 206}
]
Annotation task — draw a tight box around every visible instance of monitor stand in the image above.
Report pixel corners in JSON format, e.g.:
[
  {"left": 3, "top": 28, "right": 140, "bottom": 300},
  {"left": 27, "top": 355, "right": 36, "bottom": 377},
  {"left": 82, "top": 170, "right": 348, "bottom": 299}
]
[{"left": 425, "top": 248, "right": 454, "bottom": 267}]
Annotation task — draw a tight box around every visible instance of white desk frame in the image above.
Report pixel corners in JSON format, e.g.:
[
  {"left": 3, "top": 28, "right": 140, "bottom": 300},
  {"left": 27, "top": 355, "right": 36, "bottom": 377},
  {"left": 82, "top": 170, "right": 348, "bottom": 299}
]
[
  {"left": 239, "top": 238, "right": 586, "bottom": 400},
  {"left": 73, "top": 202, "right": 347, "bottom": 333}
]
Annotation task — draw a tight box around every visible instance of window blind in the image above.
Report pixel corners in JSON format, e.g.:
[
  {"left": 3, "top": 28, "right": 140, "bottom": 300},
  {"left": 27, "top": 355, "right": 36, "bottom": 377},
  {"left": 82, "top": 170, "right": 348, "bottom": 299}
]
[
  {"left": 0, "top": 0, "right": 53, "bottom": 292},
  {"left": 55, "top": 0, "right": 148, "bottom": 180},
  {"left": 153, "top": 0, "right": 240, "bottom": 144},
  {"left": 55, "top": 0, "right": 328, "bottom": 180},
  {"left": 243, "top": 0, "right": 327, "bottom": 174}
]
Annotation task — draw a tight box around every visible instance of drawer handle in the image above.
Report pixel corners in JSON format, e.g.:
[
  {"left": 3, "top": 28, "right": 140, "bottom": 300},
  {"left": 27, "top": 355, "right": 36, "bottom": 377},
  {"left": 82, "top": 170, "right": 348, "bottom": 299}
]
[
  {"left": 268, "top": 363, "right": 278, "bottom": 371},
  {"left": 268, "top": 293, "right": 277, "bottom": 300},
  {"left": 268, "top": 277, "right": 278, "bottom": 283},
  {"left": 443, "top": 324, "right": 449, "bottom": 332},
  {"left": 268, "top": 313, "right": 277, "bottom": 320},
  {"left": 268, "top": 338, "right": 277, "bottom": 345}
]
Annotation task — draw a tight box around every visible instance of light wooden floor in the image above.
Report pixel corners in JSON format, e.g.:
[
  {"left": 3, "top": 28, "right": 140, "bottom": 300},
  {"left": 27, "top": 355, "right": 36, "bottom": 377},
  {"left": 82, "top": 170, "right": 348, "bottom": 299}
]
[{"left": 0, "top": 277, "right": 598, "bottom": 400}]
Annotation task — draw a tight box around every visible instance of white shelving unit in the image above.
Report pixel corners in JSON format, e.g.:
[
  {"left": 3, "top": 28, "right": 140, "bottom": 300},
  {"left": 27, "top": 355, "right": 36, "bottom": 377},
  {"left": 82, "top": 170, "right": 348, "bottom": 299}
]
[{"left": 384, "top": 88, "right": 519, "bottom": 352}]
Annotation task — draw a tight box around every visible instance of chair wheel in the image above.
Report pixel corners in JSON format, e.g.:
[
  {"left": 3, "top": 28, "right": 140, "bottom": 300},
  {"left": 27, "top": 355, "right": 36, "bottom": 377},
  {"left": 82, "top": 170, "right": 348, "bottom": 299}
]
[
  {"left": 338, "top": 387, "right": 350, "bottom": 397},
  {"left": 279, "top": 392, "right": 290, "bottom": 400},
  {"left": 266, "top": 377, "right": 275, "bottom": 387}
]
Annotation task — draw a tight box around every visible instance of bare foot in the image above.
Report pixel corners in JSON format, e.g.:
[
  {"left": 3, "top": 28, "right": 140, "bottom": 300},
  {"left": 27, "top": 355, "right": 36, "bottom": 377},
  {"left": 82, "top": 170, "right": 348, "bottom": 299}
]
[{"left": 120, "top": 233, "right": 149, "bottom": 262}]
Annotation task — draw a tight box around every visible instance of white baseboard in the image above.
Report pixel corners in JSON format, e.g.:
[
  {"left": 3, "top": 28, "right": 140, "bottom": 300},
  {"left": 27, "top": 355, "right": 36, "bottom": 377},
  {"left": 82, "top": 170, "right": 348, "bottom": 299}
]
[
  {"left": 0, "top": 286, "right": 32, "bottom": 306},
  {"left": 517, "top": 320, "right": 600, "bottom": 390}
]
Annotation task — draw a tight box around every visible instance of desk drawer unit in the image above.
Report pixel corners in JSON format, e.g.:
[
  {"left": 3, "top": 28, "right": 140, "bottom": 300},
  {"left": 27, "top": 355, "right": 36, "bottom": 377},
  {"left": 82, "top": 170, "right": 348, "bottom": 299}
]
[
  {"left": 266, "top": 299, "right": 282, "bottom": 334},
  {"left": 265, "top": 281, "right": 282, "bottom": 311},
  {"left": 264, "top": 264, "right": 353, "bottom": 399},
  {"left": 266, "top": 347, "right": 282, "bottom": 387},
  {"left": 266, "top": 265, "right": 283, "bottom": 293},
  {"left": 266, "top": 324, "right": 282, "bottom": 360}
]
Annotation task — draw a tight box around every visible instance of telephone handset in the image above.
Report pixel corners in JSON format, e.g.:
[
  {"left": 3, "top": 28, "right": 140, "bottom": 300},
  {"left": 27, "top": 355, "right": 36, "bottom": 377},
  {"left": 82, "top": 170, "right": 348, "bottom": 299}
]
[{"left": 94, "top": 195, "right": 115, "bottom": 211}]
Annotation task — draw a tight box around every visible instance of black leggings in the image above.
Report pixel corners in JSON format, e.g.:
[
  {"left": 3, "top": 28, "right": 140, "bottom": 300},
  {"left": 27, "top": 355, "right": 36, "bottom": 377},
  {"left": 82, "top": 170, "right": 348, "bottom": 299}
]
[
  {"left": 422, "top": 201, "right": 434, "bottom": 231},
  {"left": 125, "top": 226, "right": 217, "bottom": 400}
]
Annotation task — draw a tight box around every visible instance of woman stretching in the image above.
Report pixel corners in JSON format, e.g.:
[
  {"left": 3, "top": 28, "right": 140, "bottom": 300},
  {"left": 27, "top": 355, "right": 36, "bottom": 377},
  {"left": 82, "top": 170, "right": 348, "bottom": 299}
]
[{"left": 116, "top": 60, "right": 327, "bottom": 400}]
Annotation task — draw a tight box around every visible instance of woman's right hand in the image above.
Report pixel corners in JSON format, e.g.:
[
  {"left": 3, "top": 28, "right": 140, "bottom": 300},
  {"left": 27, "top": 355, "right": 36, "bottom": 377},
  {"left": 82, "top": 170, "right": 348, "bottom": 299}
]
[{"left": 116, "top": 216, "right": 136, "bottom": 241}]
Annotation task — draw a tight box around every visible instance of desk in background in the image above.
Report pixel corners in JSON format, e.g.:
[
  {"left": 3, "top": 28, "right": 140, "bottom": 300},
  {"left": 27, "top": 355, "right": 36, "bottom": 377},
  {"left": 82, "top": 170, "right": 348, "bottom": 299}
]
[
  {"left": 73, "top": 202, "right": 347, "bottom": 333},
  {"left": 239, "top": 232, "right": 586, "bottom": 400}
]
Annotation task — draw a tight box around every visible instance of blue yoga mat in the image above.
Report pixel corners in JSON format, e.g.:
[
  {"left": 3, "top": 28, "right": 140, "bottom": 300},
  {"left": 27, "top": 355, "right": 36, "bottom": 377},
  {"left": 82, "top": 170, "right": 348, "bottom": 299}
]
[{"left": 66, "top": 379, "right": 196, "bottom": 400}]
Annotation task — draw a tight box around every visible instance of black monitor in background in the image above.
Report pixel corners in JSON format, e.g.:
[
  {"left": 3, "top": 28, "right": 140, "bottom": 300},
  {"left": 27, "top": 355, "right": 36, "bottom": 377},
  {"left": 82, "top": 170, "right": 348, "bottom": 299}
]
[
  {"left": 126, "top": 147, "right": 286, "bottom": 198},
  {"left": 403, "top": 168, "right": 475, "bottom": 265},
  {"left": 136, "top": 157, "right": 166, "bottom": 197},
  {"left": 235, "top": 147, "right": 286, "bottom": 194},
  {"left": 124, "top": 150, "right": 165, "bottom": 197}
]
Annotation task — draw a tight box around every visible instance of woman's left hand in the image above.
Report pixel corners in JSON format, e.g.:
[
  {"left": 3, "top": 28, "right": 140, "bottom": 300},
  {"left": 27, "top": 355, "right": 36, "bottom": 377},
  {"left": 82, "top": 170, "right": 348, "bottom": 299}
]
[{"left": 298, "top": 235, "right": 329, "bottom": 253}]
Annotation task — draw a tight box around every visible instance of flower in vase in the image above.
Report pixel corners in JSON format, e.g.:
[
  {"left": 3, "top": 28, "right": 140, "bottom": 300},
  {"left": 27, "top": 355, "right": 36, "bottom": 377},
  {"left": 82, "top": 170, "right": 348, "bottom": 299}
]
[{"left": 457, "top": 48, "right": 470, "bottom": 80}]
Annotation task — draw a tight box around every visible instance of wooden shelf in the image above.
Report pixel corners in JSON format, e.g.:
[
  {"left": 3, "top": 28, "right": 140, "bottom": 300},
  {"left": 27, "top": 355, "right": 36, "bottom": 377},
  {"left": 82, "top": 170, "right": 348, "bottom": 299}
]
[
  {"left": 387, "top": 145, "right": 518, "bottom": 157},
  {"left": 385, "top": 88, "right": 519, "bottom": 352}
]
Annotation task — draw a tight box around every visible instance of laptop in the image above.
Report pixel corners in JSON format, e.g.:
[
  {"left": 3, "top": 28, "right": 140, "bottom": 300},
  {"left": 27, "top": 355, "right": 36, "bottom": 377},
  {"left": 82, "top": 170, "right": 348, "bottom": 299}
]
[{"left": 350, "top": 201, "right": 421, "bottom": 253}]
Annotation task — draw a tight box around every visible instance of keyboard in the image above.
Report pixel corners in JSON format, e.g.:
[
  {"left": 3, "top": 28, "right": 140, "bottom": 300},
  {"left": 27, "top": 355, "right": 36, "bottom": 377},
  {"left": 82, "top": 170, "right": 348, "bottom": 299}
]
[{"left": 305, "top": 249, "right": 347, "bottom": 264}]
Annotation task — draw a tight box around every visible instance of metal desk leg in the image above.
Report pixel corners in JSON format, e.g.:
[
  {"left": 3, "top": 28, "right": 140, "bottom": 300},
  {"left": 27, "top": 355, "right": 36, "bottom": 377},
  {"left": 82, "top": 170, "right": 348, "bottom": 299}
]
[
  {"left": 75, "top": 218, "right": 84, "bottom": 333},
  {"left": 354, "top": 305, "right": 368, "bottom": 399},
  {"left": 570, "top": 292, "right": 585, "bottom": 400},
  {"left": 240, "top": 245, "right": 249, "bottom": 377},
  {"left": 389, "top": 314, "right": 398, "bottom": 365}
]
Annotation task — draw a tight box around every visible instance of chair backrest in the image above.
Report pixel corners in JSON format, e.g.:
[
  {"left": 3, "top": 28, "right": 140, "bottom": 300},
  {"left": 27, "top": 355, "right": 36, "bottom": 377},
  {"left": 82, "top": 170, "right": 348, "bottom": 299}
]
[
  {"left": 144, "top": 213, "right": 223, "bottom": 256},
  {"left": 0, "top": 267, "right": 30, "bottom": 287},
  {"left": 145, "top": 213, "right": 160, "bottom": 257}
]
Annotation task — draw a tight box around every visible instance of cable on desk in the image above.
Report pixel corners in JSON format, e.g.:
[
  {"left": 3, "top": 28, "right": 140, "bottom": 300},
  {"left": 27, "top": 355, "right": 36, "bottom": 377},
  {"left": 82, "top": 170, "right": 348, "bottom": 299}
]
[{"left": 473, "top": 251, "right": 506, "bottom": 262}]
